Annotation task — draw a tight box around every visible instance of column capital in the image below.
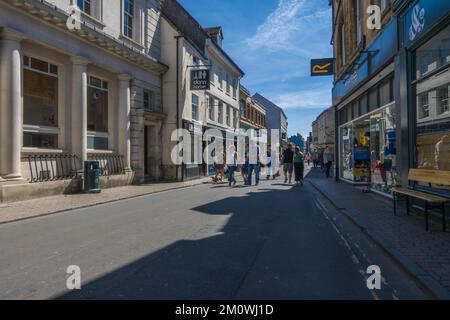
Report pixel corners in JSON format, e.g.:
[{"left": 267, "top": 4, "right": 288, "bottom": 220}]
[
  {"left": 118, "top": 73, "right": 133, "bottom": 82},
  {"left": 71, "top": 56, "right": 90, "bottom": 65},
  {"left": 0, "top": 27, "right": 26, "bottom": 42}
]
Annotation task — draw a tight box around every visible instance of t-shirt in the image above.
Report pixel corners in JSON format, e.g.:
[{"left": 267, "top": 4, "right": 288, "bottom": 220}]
[
  {"left": 294, "top": 154, "right": 303, "bottom": 164},
  {"left": 283, "top": 149, "right": 294, "bottom": 164}
]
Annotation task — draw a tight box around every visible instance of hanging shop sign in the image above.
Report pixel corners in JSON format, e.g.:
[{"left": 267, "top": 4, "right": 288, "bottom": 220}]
[
  {"left": 311, "top": 58, "right": 334, "bottom": 76},
  {"left": 190, "top": 69, "right": 210, "bottom": 90}
]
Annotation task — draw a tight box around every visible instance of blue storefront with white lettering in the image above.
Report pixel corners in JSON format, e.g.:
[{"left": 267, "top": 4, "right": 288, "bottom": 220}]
[{"left": 394, "top": 0, "right": 450, "bottom": 193}]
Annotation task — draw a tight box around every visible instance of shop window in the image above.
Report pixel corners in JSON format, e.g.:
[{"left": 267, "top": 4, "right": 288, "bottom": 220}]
[
  {"left": 87, "top": 76, "right": 108, "bottom": 150},
  {"left": 415, "top": 25, "right": 450, "bottom": 79},
  {"left": 191, "top": 94, "right": 199, "bottom": 121},
  {"left": 415, "top": 27, "right": 450, "bottom": 173},
  {"left": 23, "top": 56, "right": 59, "bottom": 149}
]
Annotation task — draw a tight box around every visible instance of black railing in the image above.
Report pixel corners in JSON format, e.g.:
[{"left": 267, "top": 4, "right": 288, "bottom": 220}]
[
  {"left": 88, "top": 154, "right": 125, "bottom": 176},
  {"left": 25, "top": 154, "right": 78, "bottom": 183}
]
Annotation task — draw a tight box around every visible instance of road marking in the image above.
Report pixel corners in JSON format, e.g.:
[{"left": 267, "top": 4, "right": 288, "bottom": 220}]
[{"left": 314, "top": 197, "right": 380, "bottom": 300}]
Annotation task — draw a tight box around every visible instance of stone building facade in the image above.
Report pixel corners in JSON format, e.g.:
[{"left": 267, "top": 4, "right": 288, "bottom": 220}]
[{"left": 0, "top": 0, "right": 167, "bottom": 202}]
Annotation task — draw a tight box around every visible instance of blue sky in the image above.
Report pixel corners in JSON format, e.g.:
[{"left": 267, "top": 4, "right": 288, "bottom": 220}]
[{"left": 179, "top": 0, "right": 334, "bottom": 138}]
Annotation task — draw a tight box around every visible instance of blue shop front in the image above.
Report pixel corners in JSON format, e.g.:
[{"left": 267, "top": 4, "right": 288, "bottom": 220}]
[
  {"left": 334, "top": 19, "right": 399, "bottom": 195},
  {"left": 395, "top": 0, "right": 450, "bottom": 194}
]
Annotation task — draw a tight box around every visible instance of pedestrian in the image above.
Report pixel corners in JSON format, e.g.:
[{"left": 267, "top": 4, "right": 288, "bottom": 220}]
[
  {"left": 312, "top": 152, "right": 318, "bottom": 167},
  {"left": 323, "top": 147, "right": 334, "bottom": 178},
  {"left": 241, "top": 153, "right": 249, "bottom": 185},
  {"left": 226, "top": 145, "right": 237, "bottom": 187},
  {"left": 319, "top": 152, "right": 324, "bottom": 170},
  {"left": 282, "top": 143, "right": 294, "bottom": 184},
  {"left": 247, "top": 144, "right": 261, "bottom": 186},
  {"left": 266, "top": 146, "right": 276, "bottom": 180},
  {"left": 293, "top": 147, "right": 304, "bottom": 186},
  {"left": 213, "top": 154, "right": 225, "bottom": 183},
  {"left": 305, "top": 152, "right": 311, "bottom": 166}
]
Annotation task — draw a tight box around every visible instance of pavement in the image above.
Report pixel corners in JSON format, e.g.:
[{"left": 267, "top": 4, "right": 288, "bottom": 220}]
[
  {"left": 0, "top": 178, "right": 211, "bottom": 224},
  {"left": 307, "top": 167, "right": 450, "bottom": 299},
  {"left": 0, "top": 166, "right": 430, "bottom": 300}
]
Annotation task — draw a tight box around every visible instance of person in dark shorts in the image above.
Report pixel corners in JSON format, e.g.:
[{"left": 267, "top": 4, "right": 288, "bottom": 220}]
[{"left": 282, "top": 143, "right": 294, "bottom": 184}]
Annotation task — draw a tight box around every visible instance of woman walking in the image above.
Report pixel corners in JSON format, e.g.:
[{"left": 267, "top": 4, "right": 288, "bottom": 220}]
[{"left": 293, "top": 147, "right": 304, "bottom": 186}]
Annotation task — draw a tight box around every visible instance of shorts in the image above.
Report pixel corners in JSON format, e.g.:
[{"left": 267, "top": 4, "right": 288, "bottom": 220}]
[{"left": 283, "top": 163, "right": 293, "bottom": 174}]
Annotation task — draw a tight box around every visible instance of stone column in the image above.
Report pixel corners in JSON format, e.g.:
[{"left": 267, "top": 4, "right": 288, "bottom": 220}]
[
  {"left": 118, "top": 74, "right": 132, "bottom": 171},
  {"left": 0, "top": 28, "right": 25, "bottom": 181},
  {"left": 70, "top": 56, "right": 89, "bottom": 170}
]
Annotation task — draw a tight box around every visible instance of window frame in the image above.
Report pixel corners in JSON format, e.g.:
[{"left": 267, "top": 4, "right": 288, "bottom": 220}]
[
  {"left": 87, "top": 75, "right": 110, "bottom": 150},
  {"left": 123, "top": 0, "right": 135, "bottom": 39},
  {"left": 191, "top": 93, "right": 199, "bottom": 121},
  {"left": 22, "top": 55, "right": 61, "bottom": 150}
]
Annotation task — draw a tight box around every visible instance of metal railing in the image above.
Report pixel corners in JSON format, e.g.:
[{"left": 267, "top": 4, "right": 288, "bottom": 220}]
[
  {"left": 88, "top": 154, "right": 125, "bottom": 176},
  {"left": 25, "top": 154, "right": 78, "bottom": 183}
]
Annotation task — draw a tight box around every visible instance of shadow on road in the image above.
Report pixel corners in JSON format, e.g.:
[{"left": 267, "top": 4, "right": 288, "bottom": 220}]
[{"left": 55, "top": 177, "right": 371, "bottom": 300}]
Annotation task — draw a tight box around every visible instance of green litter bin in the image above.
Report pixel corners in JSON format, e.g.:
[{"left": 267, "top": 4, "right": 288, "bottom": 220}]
[{"left": 84, "top": 160, "right": 101, "bottom": 193}]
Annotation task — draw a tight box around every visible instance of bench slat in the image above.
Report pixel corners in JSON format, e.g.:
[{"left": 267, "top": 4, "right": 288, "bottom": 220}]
[
  {"left": 408, "top": 169, "right": 450, "bottom": 186},
  {"left": 392, "top": 187, "right": 450, "bottom": 203}
]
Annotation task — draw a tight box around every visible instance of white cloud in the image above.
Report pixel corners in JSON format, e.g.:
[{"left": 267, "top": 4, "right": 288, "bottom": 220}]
[
  {"left": 271, "top": 87, "right": 332, "bottom": 109},
  {"left": 244, "top": 0, "right": 331, "bottom": 56}
]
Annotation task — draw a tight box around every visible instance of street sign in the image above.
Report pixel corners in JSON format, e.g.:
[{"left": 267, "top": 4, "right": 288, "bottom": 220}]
[
  {"left": 191, "top": 69, "right": 210, "bottom": 90},
  {"left": 311, "top": 58, "right": 334, "bottom": 76}
]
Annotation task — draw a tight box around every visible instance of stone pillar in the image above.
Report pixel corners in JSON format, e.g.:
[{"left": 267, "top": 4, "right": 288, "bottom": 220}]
[
  {"left": 118, "top": 74, "right": 132, "bottom": 171},
  {"left": 0, "top": 28, "right": 25, "bottom": 181},
  {"left": 70, "top": 56, "right": 89, "bottom": 170}
]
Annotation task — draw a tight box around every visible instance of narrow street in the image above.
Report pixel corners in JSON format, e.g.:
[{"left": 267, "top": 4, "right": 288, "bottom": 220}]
[{"left": 0, "top": 168, "right": 428, "bottom": 300}]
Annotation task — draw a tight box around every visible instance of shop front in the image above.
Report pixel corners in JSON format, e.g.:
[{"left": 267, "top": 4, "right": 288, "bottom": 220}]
[
  {"left": 334, "top": 18, "right": 399, "bottom": 195},
  {"left": 340, "top": 101, "right": 397, "bottom": 193},
  {"left": 396, "top": 0, "right": 450, "bottom": 193}
]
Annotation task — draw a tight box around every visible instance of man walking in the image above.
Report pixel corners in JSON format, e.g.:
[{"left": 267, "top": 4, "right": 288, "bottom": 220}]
[
  {"left": 282, "top": 143, "right": 294, "bottom": 184},
  {"left": 323, "top": 147, "right": 334, "bottom": 178}
]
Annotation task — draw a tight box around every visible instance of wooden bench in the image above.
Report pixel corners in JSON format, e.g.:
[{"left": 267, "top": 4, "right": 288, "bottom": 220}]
[{"left": 392, "top": 169, "right": 450, "bottom": 232}]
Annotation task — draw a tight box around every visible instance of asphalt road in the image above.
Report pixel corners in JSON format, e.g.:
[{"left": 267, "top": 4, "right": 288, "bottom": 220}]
[{"left": 0, "top": 175, "right": 429, "bottom": 299}]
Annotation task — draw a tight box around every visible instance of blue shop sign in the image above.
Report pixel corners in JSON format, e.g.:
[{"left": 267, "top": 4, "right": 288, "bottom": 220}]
[
  {"left": 403, "top": 0, "right": 450, "bottom": 48},
  {"left": 333, "top": 19, "right": 397, "bottom": 105}
]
